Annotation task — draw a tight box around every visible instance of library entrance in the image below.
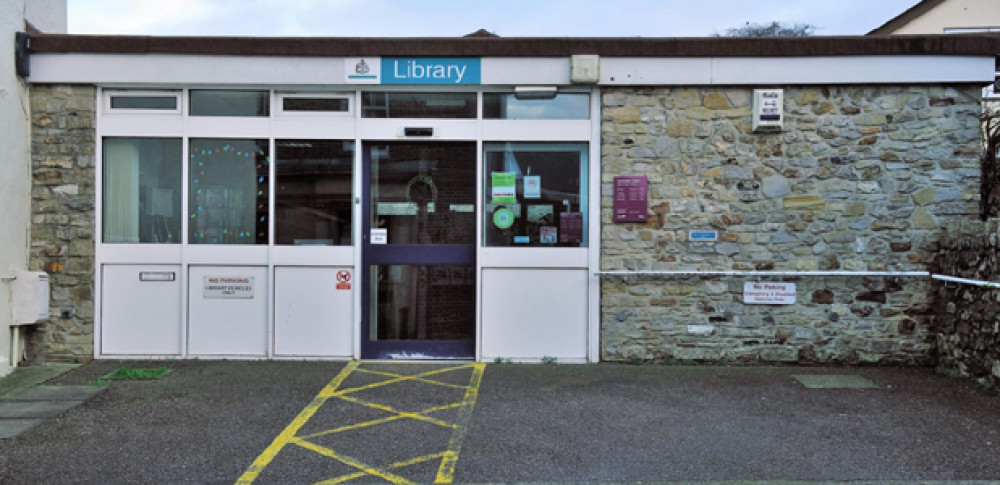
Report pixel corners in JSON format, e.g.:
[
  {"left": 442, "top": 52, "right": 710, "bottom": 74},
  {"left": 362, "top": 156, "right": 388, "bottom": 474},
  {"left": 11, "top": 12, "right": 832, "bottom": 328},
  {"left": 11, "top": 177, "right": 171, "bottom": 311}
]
[{"left": 361, "top": 142, "right": 477, "bottom": 359}]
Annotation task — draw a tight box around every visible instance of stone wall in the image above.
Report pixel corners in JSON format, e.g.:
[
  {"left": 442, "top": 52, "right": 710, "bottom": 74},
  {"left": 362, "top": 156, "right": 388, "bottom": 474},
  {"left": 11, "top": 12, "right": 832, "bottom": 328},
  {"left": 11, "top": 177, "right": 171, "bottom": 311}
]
[
  {"left": 601, "top": 85, "right": 983, "bottom": 364},
  {"left": 931, "top": 218, "right": 1000, "bottom": 386},
  {"left": 28, "top": 84, "right": 96, "bottom": 361}
]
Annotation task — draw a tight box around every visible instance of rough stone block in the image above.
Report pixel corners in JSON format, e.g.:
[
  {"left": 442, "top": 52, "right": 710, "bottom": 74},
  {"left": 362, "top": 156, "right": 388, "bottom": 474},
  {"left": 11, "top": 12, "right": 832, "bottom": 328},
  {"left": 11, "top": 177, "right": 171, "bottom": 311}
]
[{"left": 784, "top": 195, "right": 825, "bottom": 209}]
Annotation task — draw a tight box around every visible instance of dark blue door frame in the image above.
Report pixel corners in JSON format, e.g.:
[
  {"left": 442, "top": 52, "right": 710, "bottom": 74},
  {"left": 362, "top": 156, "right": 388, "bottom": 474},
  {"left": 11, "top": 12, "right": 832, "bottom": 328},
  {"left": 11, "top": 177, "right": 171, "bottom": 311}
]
[{"left": 360, "top": 142, "right": 476, "bottom": 360}]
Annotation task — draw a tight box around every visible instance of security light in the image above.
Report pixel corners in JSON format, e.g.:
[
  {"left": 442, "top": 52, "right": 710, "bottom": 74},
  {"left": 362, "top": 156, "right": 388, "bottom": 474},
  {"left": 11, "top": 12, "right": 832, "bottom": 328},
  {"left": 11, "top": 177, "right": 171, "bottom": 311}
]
[{"left": 514, "top": 86, "right": 558, "bottom": 100}]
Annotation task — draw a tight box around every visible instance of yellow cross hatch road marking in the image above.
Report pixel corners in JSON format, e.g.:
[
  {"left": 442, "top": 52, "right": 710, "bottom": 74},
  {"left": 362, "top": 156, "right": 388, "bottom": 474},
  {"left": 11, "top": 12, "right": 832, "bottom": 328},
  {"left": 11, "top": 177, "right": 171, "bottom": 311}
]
[{"left": 236, "top": 362, "right": 486, "bottom": 485}]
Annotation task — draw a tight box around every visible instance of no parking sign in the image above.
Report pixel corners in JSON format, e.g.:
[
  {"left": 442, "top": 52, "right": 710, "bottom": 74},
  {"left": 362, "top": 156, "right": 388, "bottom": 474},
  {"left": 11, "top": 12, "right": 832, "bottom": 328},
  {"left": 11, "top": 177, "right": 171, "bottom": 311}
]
[{"left": 336, "top": 270, "right": 351, "bottom": 290}]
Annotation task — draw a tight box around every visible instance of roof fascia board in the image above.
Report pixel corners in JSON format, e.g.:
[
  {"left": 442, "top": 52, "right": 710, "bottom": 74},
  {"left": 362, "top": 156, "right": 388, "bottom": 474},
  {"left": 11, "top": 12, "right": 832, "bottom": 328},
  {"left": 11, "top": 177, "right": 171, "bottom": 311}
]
[
  {"left": 27, "top": 53, "right": 996, "bottom": 86},
  {"left": 28, "top": 32, "right": 1000, "bottom": 57}
]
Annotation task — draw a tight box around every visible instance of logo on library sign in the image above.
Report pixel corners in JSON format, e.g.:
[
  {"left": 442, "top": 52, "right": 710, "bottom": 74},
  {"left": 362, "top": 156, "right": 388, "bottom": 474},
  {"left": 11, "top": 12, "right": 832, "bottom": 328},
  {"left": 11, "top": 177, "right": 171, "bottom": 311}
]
[
  {"left": 345, "top": 58, "right": 380, "bottom": 84},
  {"left": 336, "top": 270, "right": 352, "bottom": 290}
]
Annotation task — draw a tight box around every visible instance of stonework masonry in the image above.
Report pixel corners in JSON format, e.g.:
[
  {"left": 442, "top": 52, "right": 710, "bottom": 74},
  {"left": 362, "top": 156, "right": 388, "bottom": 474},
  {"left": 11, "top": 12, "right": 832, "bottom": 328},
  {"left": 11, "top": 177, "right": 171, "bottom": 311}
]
[
  {"left": 931, "top": 218, "right": 1000, "bottom": 387},
  {"left": 600, "top": 85, "right": 983, "bottom": 364},
  {"left": 28, "top": 84, "right": 96, "bottom": 361}
]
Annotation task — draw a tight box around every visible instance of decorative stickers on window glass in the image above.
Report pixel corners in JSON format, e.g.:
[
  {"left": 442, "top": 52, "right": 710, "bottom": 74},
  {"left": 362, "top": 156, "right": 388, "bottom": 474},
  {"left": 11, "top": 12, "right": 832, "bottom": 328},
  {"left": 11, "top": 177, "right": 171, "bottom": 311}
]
[{"left": 189, "top": 139, "right": 269, "bottom": 244}]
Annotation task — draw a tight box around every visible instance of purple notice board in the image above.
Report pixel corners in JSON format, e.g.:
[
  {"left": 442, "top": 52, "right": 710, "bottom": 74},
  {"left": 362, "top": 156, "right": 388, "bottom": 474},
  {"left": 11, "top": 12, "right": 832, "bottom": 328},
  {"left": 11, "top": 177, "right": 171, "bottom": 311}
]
[{"left": 614, "top": 175, "right": 648, "bottom": 223}]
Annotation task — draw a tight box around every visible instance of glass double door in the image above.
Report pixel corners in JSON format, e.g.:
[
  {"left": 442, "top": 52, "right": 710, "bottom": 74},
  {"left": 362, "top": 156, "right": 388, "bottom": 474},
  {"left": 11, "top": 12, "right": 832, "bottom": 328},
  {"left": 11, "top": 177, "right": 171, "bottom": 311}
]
[{"left": 361, "top": 142, "right": 477, "bottom": 359}]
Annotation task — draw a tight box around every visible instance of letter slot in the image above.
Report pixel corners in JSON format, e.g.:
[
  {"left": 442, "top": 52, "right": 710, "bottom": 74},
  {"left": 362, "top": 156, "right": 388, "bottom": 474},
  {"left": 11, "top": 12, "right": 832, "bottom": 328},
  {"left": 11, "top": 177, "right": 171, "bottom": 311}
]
[{"left": 140, "top": 271, "right": 176, "bottom": 282}]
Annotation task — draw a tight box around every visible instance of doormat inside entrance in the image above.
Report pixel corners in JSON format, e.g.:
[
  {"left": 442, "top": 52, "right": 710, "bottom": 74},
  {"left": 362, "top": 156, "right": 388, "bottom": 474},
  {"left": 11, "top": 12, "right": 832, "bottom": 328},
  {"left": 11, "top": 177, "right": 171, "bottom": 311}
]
[{"left": 792, "top": 374, "right": 879, "bottom": 389}]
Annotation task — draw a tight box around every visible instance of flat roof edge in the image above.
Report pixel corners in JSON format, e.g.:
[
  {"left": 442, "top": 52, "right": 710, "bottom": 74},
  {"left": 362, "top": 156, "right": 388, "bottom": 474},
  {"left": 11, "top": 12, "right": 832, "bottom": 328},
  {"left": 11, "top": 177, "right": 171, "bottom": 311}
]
[{"left": 27, "top": 33, "right": 1000, "bottom": 57}]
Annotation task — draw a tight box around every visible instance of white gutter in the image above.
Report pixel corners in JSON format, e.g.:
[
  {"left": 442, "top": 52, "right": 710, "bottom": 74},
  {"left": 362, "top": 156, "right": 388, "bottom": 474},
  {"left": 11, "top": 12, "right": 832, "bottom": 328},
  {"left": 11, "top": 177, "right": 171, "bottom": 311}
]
[
  {"left": 595, "top": 270, "right": 931, "bottom": 278},
  {"left": 596, "top": 270, "right": 1000, "bottom": 289}
]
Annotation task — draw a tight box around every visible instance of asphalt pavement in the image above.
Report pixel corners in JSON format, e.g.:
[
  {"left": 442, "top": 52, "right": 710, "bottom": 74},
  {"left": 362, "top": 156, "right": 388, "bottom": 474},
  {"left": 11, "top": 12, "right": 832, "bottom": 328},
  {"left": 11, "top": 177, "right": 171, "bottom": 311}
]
[{"left": 0, "top": 360, "right": 998, "bottom": 484}]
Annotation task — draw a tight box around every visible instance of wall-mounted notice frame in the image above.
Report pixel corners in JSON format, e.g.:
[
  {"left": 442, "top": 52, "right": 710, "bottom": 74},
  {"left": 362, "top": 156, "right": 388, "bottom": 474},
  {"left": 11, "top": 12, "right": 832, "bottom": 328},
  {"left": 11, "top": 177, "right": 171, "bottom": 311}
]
[
  {"left": 743, "top": 282, "right": 797, "bottom": 305},
  {"left": 613, "top": 175, "right": 648, "bottom": 223},
  {"left": 203, "top": 276, "right": 254, "bottom": 299}
]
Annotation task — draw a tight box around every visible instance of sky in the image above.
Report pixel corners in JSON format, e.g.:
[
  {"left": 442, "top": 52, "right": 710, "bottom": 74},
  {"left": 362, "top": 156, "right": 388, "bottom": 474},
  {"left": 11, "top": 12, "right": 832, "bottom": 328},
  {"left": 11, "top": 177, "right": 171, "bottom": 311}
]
[{"left": 67, "top": 0, "right": 922, "bottom": 38}]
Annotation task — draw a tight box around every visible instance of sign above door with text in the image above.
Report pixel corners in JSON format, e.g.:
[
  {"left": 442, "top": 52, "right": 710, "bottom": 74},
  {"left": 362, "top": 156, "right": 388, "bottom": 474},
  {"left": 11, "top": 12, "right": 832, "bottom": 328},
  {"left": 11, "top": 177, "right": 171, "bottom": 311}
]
[{"left": 345, "top": 57, "right": 482, "bottom": 85}]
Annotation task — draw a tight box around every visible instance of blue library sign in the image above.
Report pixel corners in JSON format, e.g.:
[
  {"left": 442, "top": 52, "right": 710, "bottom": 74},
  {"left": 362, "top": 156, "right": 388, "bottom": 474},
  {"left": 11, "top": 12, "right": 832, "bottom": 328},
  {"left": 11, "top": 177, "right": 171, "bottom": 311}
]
[{"left": 381, "top": 58, "right": 481, "bottom": 85}]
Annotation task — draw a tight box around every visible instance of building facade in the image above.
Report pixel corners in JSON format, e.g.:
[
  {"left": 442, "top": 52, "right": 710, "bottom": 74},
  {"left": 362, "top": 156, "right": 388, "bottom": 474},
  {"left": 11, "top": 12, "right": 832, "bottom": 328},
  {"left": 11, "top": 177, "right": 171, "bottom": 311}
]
[
  {"left": 21, "top": 34, "right": 1000, "bottom": 363},
  {"left": 1, "top": 0, "right": 66, "bottom": 375}
]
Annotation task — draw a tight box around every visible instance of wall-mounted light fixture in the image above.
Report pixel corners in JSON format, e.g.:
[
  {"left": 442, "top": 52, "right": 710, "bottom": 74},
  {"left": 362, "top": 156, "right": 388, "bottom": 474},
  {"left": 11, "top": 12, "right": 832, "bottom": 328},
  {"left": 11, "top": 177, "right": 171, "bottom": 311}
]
[
  {"left": 15, "top": 32, "right": 30, "bottom": 78},
  {"left": 514, "top": 86, "right": 558, "bottom": 100}
]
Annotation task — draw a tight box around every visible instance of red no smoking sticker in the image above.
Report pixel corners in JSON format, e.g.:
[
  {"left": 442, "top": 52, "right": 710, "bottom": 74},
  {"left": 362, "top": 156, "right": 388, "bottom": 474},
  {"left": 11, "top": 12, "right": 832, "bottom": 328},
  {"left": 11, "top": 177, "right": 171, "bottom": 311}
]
[{"left": 336, "top": 270, "right": 352, "bottom": 290}]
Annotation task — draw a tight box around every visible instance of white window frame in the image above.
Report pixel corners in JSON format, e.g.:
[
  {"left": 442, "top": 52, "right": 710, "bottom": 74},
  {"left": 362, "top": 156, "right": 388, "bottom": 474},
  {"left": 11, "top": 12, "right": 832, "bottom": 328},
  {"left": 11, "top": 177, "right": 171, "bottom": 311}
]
[
  {"left": 277, "top": 92, "right": 354, "bottom": 117},
  {"left": 103, "top": 89, "right": 182, "bottom": 115},
  {"left": 95, "top": 85, "right": 602, "bottom": 363}
]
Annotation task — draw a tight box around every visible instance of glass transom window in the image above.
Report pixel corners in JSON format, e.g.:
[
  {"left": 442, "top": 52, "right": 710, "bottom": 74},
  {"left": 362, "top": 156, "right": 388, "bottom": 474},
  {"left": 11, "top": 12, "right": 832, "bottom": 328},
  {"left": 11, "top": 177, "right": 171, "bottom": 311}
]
[
  {"left": 483, "top": 92, "right": 590, "bottom": 119},
  {"left": 190, "top": 90, "right": 270, "bottom": 117},
  {"left": 362, "top": 92, "right": 476, "bottom": 118}
]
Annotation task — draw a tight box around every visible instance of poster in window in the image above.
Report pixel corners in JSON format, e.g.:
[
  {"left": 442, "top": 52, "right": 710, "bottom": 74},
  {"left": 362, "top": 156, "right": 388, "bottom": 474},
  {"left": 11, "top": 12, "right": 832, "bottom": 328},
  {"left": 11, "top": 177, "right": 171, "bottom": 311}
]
[
  {"left": 559, "top": 212, "right": 583, "bottom": 244},
  {"left": 526, "top": 205, "right": 554, "bottom": 225},
  {"left": 523, "top": 175, "right": 541, "bottom": 199},
  {"left": 491, "top": 172, "right": 516, "bottom": 204},
  {"left": 540, "top": 226, "right": 558, "bottom": 244}
]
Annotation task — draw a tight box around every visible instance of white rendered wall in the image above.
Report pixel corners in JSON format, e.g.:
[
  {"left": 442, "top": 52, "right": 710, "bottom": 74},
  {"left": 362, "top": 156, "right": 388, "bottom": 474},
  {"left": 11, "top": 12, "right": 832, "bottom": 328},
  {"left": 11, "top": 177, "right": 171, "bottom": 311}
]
[
  {"left": 889, "top": 0, "right": 1000, "bottom": 34},
  {"left": 26, "top": 0, "right": 67, "bottom": 33},
  {"left": 0, "top": 1, "right": 66, "bottom": 375}
]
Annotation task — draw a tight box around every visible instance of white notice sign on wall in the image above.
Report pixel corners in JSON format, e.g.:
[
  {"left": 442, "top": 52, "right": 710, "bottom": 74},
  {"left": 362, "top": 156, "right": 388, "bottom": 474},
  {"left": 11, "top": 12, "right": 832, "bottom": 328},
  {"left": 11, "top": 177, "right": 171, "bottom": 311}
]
[
  {"left": 204, "top": 276, "right": 254, "bottom": 299},
  {"left": 743, "top": 282, "right": 796, "bottom": 305}
]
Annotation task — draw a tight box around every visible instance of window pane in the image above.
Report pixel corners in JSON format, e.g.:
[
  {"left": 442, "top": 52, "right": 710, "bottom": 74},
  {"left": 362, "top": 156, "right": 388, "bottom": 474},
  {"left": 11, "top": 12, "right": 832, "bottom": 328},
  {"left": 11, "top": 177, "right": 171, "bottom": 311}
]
[
  {"left": 102, "top": 138, "right": 182, "bottom": 243},
  {"left": 189, "top": 139, "right": 269, "bottom": 244},
  {"left": 190, "top": 90, "right": 270, "bottom": 117},
  {"left": 483, "top": 93, "right": 590, "bottom": 119},
  {"left": 369, "top": 264, "right": 475, "bottom": 341},
  {"left": 282, "top": 97, "right": 349, "bottom": 112},
  {"left": 275, "top": 140, "right": 354, "bottom": 245},
  {"left": 371, "top": 142, "right": 476, "bottom": 245},
  {"left": 110, "top": 96, "right": 178, "bottom": 110},
  {"left": 361, "top": 92, "right": 476, "bottom": 118},
  {"left": 483, "top": 143, "right": 588, "bottom": 248}
]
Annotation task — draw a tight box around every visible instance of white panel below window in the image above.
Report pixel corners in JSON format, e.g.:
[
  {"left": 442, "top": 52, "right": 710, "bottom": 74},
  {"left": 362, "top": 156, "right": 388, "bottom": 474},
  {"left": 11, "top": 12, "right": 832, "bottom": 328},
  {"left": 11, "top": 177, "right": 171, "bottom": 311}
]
[
  {"left": 188, "top": 266, "right": 268, "bottom": 356},
  {"left": 101, "top": 265, "right": 182, "bottom": 355},
  {"left": 481, "top": 268, "right": 588, "bottom": 361},
  {"left": 274, "top": 266, "right": 353, "bottom": 357}
]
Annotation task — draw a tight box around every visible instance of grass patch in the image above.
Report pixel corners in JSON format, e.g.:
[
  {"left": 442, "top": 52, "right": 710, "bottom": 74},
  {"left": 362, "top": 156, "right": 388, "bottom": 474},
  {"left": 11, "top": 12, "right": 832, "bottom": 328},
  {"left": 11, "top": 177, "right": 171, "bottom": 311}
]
[{"left": 104, "top": 366, "right": 171, "bottom": 381}]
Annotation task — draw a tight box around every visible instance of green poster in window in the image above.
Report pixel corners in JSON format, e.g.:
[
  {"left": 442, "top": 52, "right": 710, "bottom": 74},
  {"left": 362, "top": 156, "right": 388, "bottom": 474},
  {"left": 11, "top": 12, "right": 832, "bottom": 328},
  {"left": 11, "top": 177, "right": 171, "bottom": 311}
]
[{"left": 491, "top": 172, "right": 516, "bottom": 204}]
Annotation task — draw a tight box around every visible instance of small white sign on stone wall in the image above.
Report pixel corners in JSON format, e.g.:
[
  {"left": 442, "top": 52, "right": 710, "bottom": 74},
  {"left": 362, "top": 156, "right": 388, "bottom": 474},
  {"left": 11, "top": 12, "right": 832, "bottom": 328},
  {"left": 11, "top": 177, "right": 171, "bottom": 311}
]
[
  {"left": 743, "top": 282, "right": 796, "bottom": 305},
  {"left": 203, "top": 276, "right": 254, "bottom": 299}
]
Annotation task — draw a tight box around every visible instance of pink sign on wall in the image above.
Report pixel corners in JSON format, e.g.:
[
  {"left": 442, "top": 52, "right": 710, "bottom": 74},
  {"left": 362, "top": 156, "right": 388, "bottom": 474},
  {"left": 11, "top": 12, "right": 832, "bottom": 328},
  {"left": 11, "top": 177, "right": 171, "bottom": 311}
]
[{"left": 613, "top": 175, "right": 648, "bottom": 223}]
